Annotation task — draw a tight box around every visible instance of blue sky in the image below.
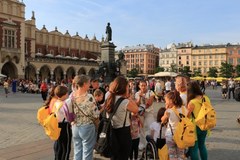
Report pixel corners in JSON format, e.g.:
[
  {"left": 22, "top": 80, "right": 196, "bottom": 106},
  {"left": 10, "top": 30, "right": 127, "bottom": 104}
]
[{"left": 24, "top": 0, "right": 240, "bottom": 49}]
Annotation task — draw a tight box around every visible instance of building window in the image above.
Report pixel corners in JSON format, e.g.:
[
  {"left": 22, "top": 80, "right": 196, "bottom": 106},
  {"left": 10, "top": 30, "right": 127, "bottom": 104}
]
[
  {"left": 229, "top": 50, "right": 233, "bottom": 55},
  {"left": 238, "top": 58, "right": 240, "bottom": 64},
  {"left": 228, "top": 58, "right": 233, "bottom": 64},
  {"left": 179, "top": 56, "right": 181, "bottom": 60},
  {"left": 186, "top": 61, "right": 189, "bottom": 65},
  {"left": 204, "top": 68, "right": 207, "bottom": 73},
  {"left": 215, "top": 61, "right": 218, "bottom": 65},
  {"left": 187, "top": 56, "right": 189, "bottom": 59},
  {"left": 3, "top": 29, "right": 16, "bottom": 48},
  {"left": 193, "top": 61, "right": 196, "bottom": 65},
  {"left": 199, "top": 61, "right": 202, "bottom": 66},
  {"left": 238, "top": 50, "right": 240, "bottom": 55}
]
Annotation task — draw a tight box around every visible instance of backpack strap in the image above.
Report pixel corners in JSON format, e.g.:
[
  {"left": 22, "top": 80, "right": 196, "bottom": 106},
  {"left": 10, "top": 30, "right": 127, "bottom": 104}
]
[
  {"left": 53, "top": 101, "right": 64, "bottom": 114},
  {"left": 123, "top": 109, "right": 128, "bottom": 127},
  {"left": 192, "top": 96, "right": 205, "bottom": 119},
  {"left": 108, "top": 97, "right": 125, "bottom": 120},
  {"left": 159, "top": 123, "right": 163, "bottom": 139},
  {"left": 172, "top": 106, "right": 185, "bottom": 120}
]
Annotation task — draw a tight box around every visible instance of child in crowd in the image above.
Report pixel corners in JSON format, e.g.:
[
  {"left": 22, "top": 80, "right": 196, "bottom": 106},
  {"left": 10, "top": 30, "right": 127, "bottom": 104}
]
[
  {"left": 129, "top": 113, "right": 142, "bottom": 160},
  {"left": 52, "top": 85, "right": 72, "bottom": 160},
  {"left": 93, "top": 89, "right": 104, "bottom": 117},
  {"left": 161, "top": 91, "right": 186, "bottom": 160},
  {"left": 148, "top": 107, "right": 166, "bottom": 146}
]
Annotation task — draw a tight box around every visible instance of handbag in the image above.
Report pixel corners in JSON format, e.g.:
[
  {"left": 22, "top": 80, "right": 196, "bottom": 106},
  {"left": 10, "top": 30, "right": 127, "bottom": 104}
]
[
  {"left": 72, "top": 99, "right": 100, "bottom": 129},
  {"left": 157, "top": 124, "right": 169, "bottom": 160}
]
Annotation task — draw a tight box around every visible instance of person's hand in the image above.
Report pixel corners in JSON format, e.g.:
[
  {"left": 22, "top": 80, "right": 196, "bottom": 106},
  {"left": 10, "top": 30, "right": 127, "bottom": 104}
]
[{"left": 139, "top": 91, "right": 145, "bottom": 97}]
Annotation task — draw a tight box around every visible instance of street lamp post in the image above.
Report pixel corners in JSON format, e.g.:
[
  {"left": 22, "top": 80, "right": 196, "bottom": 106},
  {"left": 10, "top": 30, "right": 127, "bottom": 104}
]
[{"left": 27, "top": 61, "right": 30, "bottom": 81}]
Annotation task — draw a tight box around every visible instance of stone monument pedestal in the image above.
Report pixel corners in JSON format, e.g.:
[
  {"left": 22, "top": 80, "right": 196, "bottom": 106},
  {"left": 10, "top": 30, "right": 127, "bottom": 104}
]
[{"left": 100, "top": 42, "right": 117, "bottom": 83}]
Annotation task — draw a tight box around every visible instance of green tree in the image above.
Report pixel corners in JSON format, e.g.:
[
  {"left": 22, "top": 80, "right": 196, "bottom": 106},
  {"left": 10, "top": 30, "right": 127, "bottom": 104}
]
[
  {"left": 193, "top": 68, "right": 202, "bottom": 77},
  {"left": 170, "top": 63, "right": 178, "bottom": 73},
  {"left": 181, "top": 66, "right": 191, "bottom": 77},
  {"left": 235, "top": 64, "right": 240, "bottom": 77},
  {"left": 128, "top": 68, "right": 139, "bottom": 77},
  {"left": 207, "top": 67, "right": 218, "bottom": 77},
  {"left": 154, "top": 66, "right": 164, "bottom": 73},
  {"left": 219, "top": 62, "right": 234, "bottom": 78}
]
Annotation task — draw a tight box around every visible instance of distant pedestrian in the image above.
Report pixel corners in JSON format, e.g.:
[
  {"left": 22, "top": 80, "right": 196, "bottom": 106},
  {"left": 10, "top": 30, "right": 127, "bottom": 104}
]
[
  {"left": 200, "top": 80, "right": 206, "bottom": 94},
  {"left": 154, "top": 80, "right": 163, "bottom": 102},
  {"left": 165, "top": 78, "right": 171, "bottom": 94},
  {"left": 12, "top": 79, "right": 17, "bottom": 93},
  {"left": 221, "top": 81, "right": 228, "bottom": 99},
  {"left": 3, "top": 79, "right": 9, "bottom": 97},
  {"left": 40, "top": 81, "right": 48, "bottom": 101},
  {"left": 228, "top": 78, "right": 235, "bottom": 99}
]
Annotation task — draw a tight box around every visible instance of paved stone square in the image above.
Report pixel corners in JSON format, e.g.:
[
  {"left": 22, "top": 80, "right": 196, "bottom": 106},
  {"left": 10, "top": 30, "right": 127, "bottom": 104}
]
[{"left": 0, "top": 87, "right": 239, "bottom": 160}]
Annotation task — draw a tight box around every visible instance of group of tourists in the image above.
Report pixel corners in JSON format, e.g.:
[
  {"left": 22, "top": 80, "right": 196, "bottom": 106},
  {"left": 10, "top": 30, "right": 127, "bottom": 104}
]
[{"left": 38, "top": 73, "right": 218, "bottom": 160}]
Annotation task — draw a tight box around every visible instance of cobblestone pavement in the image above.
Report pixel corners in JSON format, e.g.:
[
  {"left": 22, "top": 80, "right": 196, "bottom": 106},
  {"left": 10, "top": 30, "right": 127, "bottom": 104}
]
[{"left": 0, "top": 87, "right": 239, "bottom": 160}]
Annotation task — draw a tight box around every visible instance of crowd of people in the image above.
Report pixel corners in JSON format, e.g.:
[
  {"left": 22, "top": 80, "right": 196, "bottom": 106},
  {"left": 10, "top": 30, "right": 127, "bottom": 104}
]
[
  {"left": 35, "top": 75, "right": 213, "bottom": 160},
  {"left": 1, "top": 75, "right": 240, "bottom": 160}
]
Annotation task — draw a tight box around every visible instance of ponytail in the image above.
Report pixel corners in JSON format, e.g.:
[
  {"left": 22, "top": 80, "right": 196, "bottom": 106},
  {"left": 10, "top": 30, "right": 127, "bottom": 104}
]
[
  {"left": 105, "top": 91, "right": 116, "bottom": 113},
  {"left": 165, "top": 90, "right": 183, "bottom": 108}
]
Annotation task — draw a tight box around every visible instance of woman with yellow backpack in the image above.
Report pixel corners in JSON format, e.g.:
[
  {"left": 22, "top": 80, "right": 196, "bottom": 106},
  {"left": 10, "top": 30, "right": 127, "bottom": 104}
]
[{"left": 187, "top": 81, "right": 210, "bottom": 160}]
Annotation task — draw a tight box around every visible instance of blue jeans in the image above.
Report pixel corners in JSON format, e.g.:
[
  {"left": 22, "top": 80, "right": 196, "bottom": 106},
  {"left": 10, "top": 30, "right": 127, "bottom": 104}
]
[{"left": 72, "top": 123, "right": 96, "bottom": 160}]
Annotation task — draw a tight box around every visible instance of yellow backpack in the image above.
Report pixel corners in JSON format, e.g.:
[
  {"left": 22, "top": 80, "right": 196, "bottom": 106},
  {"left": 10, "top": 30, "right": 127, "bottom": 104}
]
[
  {"left": 37, "top": 102, "right": 63, "bottom": 141},
  {"left": 43, "top": 112, "right": 61, "bottom": 141},
  {"left": 195, "top": 97, "right": 216, "bottom": 131},
  {"left": 37, "top": 105, "right": 50, "bottom": 126},
  {"left": 171, "top": 107, "right": 196, "bottom": 149}
]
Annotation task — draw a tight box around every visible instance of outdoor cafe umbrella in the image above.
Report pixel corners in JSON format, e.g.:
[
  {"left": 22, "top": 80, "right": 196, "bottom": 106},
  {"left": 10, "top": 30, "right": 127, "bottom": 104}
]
[
  {"left": 216, "top": 77, "right": 227, "bottom": 82},
  {"left": 206, "top": 77, "right": 216, "bottom": 80},
  {"left": 234, "top": 77, "right": 240, "bottom": 81},
  {"left": 151, "top": 72, "right": 178, "bottom": 77},
  {"left": 0, "top": 73, "right": 6, "bottom": 78},
  {"left": 191, "top": 76, "right": 204, "bottom": 81}
]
